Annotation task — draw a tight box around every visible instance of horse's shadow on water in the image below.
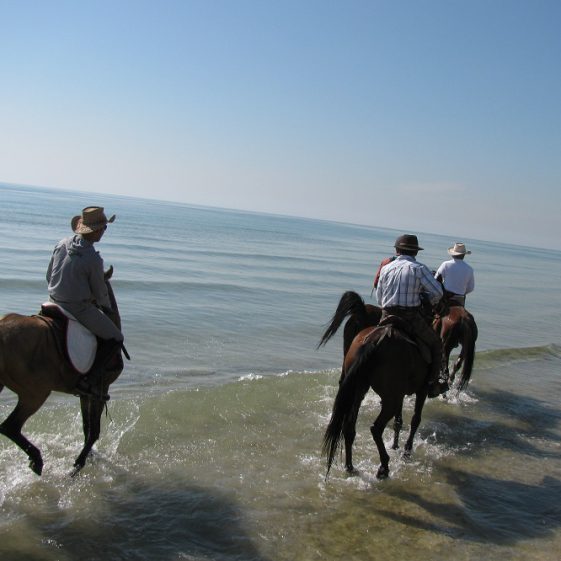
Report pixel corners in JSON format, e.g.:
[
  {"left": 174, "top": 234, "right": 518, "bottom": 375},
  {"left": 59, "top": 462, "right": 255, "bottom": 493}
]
[
  {"left": 4, "top": 466, "right": 270, "bottom": 561},
  {"left": 430, "top": 388, "right": 561, "bottom": 460},
  {"left": 477, "top": 387, "right": 561, "bottom": 430},
  {"left": 380, "top": 469, "right": 561, "bottom": 546},
  {"left": 375, "top": 387, "right": 561, "bottom": 545}
]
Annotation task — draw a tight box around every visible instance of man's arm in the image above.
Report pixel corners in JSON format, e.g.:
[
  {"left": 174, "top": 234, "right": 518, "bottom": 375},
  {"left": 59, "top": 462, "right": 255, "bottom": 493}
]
[
  {"left": 373, "top": 256, "right": 395, "bottom": 289},
  {"left": 420, "top": 265, "right": 444, "bottom": 304},
  {"left": 88, "top": 255, "right": 111, "bottom": 309}
]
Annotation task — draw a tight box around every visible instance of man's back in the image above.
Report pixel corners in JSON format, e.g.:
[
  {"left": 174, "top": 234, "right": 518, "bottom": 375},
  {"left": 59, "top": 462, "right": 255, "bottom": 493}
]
[
  {"left": 376, "top": 255, "right": 443, "bottom": 308},
  {"left": 436, "top": 258, "right": 474, "bottom": 296}
]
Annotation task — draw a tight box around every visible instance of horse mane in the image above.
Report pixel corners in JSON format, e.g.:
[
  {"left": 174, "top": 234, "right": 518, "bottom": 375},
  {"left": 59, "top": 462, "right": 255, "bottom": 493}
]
[{"left": 317, "top": 291, "right": 370, "bottom": 349}]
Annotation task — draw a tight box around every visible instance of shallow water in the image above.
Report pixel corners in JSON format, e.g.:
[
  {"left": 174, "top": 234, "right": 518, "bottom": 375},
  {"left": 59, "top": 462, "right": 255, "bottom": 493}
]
[{"left": 1, "top": 183, "right": 561, "bottom": 560}]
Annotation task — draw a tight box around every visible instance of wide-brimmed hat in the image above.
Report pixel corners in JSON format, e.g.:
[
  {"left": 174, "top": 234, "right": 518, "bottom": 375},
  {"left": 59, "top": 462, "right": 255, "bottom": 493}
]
[
  {"left": 448, "top": 242, "right": 471, "bottom": 256},
  {"left": 71, "top": 206, "right": 116, "bottom": 234},
  {"left": 394, "top": 234, "right": 423, "bottom": 251}
]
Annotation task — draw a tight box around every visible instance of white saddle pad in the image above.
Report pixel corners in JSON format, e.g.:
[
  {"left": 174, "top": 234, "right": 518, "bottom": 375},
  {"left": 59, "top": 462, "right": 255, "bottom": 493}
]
[{"left": 42, "top": 302, "right": 97, "bottom": 374}]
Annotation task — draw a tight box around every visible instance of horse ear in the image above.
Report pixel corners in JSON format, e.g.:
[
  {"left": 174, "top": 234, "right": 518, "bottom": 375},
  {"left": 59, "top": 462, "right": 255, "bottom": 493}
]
[{"left": 104, "top": 265, "right": 114, "bottom": 280}]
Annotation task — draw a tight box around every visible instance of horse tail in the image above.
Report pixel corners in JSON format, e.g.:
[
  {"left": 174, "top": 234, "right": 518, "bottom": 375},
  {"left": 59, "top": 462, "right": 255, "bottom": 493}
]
[
  {"left": 458, "top": 316, "right": 478, "bottom": 391},
  {"left": 322, "top": 342, "right": 374, "bottom": 476},
  {"left": 317, "top": 291, "right": 368, "bottom": 349}
]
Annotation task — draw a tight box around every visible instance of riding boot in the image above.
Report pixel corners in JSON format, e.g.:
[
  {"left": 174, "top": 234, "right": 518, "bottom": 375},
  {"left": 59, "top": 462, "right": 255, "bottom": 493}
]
[{"left": 74, "top": 339, "right": 121, "bottom": 401}]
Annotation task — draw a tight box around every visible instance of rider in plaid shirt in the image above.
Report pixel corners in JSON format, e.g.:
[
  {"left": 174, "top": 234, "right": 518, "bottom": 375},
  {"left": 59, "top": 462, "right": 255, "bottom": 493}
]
[{"left": 376, "top": 234, "right": 448, "bottom": 398}]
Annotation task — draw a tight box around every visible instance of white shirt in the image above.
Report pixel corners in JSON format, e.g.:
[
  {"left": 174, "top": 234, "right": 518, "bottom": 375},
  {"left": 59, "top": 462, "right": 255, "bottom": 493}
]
[{"left": 435, "top": 258, "right": 474, "bottom": 296}]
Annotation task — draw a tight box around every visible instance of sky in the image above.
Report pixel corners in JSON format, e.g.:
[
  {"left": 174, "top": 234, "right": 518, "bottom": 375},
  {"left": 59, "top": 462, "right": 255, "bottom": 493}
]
[{"left": 1, "top": 0, "right": 560, "bottom": 248}]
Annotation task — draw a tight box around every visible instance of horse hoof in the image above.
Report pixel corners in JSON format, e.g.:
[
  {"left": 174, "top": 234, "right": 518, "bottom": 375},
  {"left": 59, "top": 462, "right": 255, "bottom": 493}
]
[
  {"left": 345, "top": 465, "right": 359, "bottom": 476},
  {"left": 30, "top": 459, "right": 43, "bottom": 476},
  {"left": 376, "top": 466, "right": 389, "bottom": 479}
]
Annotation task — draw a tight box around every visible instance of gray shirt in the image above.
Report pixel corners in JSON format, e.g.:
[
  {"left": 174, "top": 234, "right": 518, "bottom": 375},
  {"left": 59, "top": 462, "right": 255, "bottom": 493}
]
[{"left": 46, "top": 235, "right": 111, "bottom": 309}]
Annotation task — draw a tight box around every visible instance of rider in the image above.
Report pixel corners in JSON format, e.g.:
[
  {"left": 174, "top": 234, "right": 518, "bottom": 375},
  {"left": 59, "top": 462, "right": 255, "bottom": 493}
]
[
  {"left": 435, "top": 242, "right": 474, "bottom": 307},
  {"left": 376, "top": 234, "right": 448, "bottom": 398},
  {"left": 46, "top": 206, "right": 123, "bottom": 399}
]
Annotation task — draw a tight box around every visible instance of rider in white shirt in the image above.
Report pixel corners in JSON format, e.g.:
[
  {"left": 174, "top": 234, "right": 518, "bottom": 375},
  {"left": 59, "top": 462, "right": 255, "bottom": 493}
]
[{"left": 435, "top": 242, "right": 474, "bottom": 306}]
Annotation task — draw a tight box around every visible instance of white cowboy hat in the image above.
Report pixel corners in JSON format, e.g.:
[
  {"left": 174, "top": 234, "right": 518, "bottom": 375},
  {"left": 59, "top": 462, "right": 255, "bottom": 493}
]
[
  {"left": 448, "top": 242, "right": 471, "bottom": 256},
  {"left": 71, "top": 206, "right": 116, "bottom": 234}
]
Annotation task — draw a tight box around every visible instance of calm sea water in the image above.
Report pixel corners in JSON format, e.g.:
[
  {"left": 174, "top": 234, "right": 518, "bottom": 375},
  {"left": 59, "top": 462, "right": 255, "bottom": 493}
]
[{"left": 1, "top": 182, "right": 560, "bottom": 561}]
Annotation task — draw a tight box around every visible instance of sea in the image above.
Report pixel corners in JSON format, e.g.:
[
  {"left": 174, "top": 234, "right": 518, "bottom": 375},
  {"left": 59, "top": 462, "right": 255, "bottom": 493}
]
[{"left": 1, "top": 182, "right": 560, "bottom": 561}]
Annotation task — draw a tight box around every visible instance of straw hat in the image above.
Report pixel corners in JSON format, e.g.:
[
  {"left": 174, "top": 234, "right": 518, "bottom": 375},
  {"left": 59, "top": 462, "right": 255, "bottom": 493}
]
[
  {"left": 394, "top": 234, "right": 424, "bottom": 251},
  {"left": 448, "top": 242, "right": 471, "bottom": 256},
  {"left": 71, "top": 207, "right": 116, "bottom": 234}
]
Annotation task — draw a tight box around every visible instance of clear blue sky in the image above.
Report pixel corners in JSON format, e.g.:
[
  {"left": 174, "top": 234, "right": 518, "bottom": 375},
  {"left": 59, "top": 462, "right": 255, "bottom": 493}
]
[{"left": 1, "top": 0, "right": 560, "bottom": 248}]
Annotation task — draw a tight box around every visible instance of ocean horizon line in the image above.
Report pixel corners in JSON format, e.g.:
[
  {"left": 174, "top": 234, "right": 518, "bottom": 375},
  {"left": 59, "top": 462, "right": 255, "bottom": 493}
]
[{"left": 0, "top": 179, "right": 553, "bottom": 253}]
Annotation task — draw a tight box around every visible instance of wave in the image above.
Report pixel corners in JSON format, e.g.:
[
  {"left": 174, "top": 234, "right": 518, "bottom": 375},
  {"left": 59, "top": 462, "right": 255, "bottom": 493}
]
[
  {"left": 474, "top": 344, "right": 561, "bottom": 367},
  {"left": 0, "top": 278, "right": 44, "bottom": 290}
]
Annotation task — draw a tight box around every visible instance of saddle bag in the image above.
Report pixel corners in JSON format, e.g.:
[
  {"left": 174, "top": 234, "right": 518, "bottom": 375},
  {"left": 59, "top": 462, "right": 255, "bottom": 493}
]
[{"left": 39, "top": 303, "right": 97, "bottom": 374}]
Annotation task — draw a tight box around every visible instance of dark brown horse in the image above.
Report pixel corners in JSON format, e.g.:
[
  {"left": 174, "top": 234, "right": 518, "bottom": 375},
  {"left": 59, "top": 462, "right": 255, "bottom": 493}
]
[
  {"left": 319, "top": 291, "right": 429, "bottom": 479},
  {"left": 0, "top": 267, "right": 124, "bottom": 476},
  {"left": 321, "top": 323, "right": 429, "bottom": 479},
  {"left": 433, "top": 305, "right": 478, "bottom": 392}
]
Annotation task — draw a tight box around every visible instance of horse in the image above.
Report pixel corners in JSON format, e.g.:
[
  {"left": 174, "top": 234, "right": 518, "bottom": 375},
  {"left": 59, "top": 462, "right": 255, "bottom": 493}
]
[
  {"left": 319, "top": 291, "right": 429, "bottom": 479},
  {"left": 433, "top": 304, "right": 478, "bottom": 392},
  {"left": 318, "top": 291, "right": 406, "bottom": 450},
  {"left": 0, "top": 267, "right": 124, "bottom": 476},
  {"left": 321, "top": 323, "right": 429, "bottom": 479}
]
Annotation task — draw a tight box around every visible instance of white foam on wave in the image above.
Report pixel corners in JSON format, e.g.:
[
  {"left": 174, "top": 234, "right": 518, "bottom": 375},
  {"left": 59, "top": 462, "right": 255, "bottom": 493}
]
[{"left": 237, "top": 373, "right": 263, "bottom": 382}]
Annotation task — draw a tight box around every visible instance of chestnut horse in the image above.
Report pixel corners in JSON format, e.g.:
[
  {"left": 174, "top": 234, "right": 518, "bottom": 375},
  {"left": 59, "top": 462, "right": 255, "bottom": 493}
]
[
  {"left": 433, "top": 305, "right": 478, "bottom": 392},
  {"left": 0, "top": 267, "right": 124, "bottom": 476},
  {"left": 319, "top": 292, "right": 429, "bottom": 479}
]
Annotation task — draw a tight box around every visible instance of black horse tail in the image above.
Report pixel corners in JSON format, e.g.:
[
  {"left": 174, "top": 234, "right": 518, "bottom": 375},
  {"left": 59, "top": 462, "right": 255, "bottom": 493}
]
[
  {"left": 457, "top": 317, "right": 478, "bottom": 391},
  {"left": 317, "top": 291, "right": 368, "bottom": 349},
  {"left": 322, "top": 341, "right": 374, "bottom": 476}
]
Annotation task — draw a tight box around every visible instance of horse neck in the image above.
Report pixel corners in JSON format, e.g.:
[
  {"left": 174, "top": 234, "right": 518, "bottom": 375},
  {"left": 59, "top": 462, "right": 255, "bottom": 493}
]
[{"left": 105, "top": 280, "right": 121, "bottom": 330}]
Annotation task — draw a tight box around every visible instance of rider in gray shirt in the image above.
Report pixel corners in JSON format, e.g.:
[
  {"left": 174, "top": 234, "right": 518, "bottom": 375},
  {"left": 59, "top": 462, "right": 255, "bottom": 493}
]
[
  {"left": 47, "top": 236, "right": 113, "bottom": 313},
  {"left": 47, "top": 206, "right": 123, "bottom": 399}
]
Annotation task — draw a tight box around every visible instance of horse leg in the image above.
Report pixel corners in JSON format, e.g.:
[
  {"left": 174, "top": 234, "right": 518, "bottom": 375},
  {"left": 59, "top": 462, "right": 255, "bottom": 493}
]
[
  {"left": 391, "top": 399, "right": 404, "bottom": 450},
  {"left": 0, "top": 394, "right": 50, "bottom": 475},
  {"left": 404, "top": 392, "right": 428, "bottom": 457},
  {"left": 370, "top": 402, "right": 395, "bottom": 479},
  {"left": 71, "top": 395, "right": 104, "bottom": 476},
  {"left": 441, "top": 351, "right": 450, "bottom": 380},
  {"left": 450, "top": 352, "right": 464, "bottom": 385}
]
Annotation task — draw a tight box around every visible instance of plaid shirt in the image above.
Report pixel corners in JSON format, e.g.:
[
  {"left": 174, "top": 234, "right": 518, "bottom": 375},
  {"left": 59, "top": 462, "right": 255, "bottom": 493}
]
[{"left": 376, "top": 255, "right": 443, "bottom": 308}]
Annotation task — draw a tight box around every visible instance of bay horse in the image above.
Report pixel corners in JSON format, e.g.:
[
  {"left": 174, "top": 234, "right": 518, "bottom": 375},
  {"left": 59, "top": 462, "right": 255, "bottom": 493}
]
[
  {"left": 433, "top": 304, "right": 478, "bottom": 392},
  {"left": 319, "top": 291, "right": 429, "bottom": 479},
  {"left": 0, "top": 267, "right": 124, "bottom": 476}
]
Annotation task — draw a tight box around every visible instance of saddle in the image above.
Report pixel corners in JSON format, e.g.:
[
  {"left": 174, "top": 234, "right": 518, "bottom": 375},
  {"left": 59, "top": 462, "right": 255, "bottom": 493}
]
[
  {"left": 444, "top": 290, "right": 465, "bottom": 308},
  {"left": 376, "top": 315, "right": 431, "bottom": 364},
  {"left": 39, "top": 303, "right": 97, "bottom": 375}
]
